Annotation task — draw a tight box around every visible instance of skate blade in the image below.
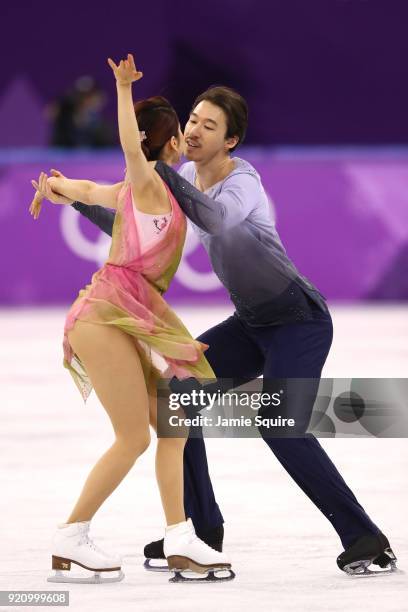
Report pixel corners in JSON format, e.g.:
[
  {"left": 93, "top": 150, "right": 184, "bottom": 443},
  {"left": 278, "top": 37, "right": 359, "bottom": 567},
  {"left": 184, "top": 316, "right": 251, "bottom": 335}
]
[
  {"left": 47, "top": 569, "right": 125, "bottom": 584},
  {"left": 344, "top": 560, "right": 401, "bottom": 578},
  {"left": 169, "top": 569, "right": 236, "bottom": 583},
  {"left": 143, "top": 558, "right": 169, "bottom": 573}
]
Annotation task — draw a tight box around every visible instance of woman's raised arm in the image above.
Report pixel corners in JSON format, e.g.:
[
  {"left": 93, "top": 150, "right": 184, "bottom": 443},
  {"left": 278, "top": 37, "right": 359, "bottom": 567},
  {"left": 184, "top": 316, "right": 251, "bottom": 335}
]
[{"left": 107, "top": 54, "right": 156, "bottom": 197}]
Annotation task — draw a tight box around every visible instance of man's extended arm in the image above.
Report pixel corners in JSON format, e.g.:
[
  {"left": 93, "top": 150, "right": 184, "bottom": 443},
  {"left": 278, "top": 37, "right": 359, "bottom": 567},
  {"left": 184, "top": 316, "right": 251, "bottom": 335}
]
[
  {"left": 72, "top": 160, "right": 257, "bottom": 237},
  {"left": 155, "top": 161, "right": 257, "bottom": 235},
  {"left": 72, "top": 202, "right": 115, "bottom": 237}
]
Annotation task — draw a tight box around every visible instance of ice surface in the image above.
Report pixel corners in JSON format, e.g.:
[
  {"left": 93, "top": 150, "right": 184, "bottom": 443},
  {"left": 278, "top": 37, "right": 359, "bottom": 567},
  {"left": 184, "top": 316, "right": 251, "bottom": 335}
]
[{"left": 0, "top": 305, "right": 407, "bottom": 612}]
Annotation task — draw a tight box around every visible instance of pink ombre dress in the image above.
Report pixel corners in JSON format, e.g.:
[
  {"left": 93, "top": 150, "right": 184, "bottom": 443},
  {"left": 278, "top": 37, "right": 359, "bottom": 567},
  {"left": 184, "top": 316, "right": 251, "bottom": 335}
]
[{"left": 63, "top": 180, "right": 215, "bottom": 401}]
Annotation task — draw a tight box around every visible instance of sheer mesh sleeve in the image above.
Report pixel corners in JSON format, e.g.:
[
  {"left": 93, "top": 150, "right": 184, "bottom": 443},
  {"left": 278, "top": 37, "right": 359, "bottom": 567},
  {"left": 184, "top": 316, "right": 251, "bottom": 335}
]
[
  {"left": 155, "top": 161, "right": 256, "bottom": 235},
  {"left": 72, "top": 161, "right": 255, "bottom": 238}
]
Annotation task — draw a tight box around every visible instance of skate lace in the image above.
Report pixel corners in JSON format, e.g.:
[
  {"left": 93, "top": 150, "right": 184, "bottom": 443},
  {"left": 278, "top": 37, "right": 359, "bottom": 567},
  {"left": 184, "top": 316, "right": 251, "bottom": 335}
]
[{"left": 80, "top": 533, "right": 106, "bottom": 556}]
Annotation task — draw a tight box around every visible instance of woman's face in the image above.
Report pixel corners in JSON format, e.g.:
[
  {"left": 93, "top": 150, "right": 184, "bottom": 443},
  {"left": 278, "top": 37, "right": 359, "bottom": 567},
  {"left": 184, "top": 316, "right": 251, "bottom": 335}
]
[
  {"left": 175, "top": 126, "right": 185, "bottom": 164},
  {"left": 165, "top": 126, "right": 185, "bottom": 165}
]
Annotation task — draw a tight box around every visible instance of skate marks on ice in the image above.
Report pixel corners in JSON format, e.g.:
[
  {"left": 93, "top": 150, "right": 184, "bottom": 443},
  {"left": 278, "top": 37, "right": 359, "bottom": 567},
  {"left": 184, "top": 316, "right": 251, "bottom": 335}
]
[{"left": 1, "top": 307, "right": 408, "bottom": 611}]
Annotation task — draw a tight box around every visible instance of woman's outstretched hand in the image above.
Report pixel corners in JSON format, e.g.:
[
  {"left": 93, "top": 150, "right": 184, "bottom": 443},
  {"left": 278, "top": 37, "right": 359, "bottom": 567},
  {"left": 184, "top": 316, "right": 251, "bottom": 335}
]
[
  {"left": 29, "top": 170, "right": 73, "bottom": 220},
  {"left": 107, "top": 53, "right": 143, "bottom": 86},
  {"left": 29, "top": 190, "right": 43, "bottom": 220}
]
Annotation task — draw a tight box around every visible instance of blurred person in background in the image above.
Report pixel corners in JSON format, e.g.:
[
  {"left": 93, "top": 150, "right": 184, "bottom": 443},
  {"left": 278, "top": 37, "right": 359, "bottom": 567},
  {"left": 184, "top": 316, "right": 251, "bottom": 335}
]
[{"left": 49, "top": 76, "right": 115, "bottom": 148}]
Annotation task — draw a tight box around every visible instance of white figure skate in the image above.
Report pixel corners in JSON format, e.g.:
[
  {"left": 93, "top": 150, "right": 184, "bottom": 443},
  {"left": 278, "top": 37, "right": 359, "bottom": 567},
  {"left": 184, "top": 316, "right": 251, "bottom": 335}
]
[
  {"left": 164, "top": 518, "right": 235, "bottom": 583},
  {"left": 47, "top": 521, "right": 124, "bottom": 584}
]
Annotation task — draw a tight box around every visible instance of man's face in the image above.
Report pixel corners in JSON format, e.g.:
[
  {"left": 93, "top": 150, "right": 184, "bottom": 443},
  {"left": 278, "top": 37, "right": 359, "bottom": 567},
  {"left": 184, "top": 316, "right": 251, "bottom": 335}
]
[{"left": 184, "top": 100, "right": 235, "bottom": 162}]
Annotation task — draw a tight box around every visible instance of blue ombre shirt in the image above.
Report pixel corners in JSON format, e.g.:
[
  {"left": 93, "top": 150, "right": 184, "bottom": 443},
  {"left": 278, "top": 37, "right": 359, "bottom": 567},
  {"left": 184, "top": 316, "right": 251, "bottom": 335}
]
[{"left": 73, "top": 157, "right": 328, "bottom": 326}]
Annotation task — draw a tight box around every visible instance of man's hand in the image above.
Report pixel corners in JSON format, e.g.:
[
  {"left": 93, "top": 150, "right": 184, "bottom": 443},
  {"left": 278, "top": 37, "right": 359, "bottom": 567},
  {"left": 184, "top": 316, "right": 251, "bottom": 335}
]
[
  {"left": 107, "top": 53, "right": 143, "bottom": 86},
  {"left": 29, "top": 169, "right": 73, "bottom": 220}
]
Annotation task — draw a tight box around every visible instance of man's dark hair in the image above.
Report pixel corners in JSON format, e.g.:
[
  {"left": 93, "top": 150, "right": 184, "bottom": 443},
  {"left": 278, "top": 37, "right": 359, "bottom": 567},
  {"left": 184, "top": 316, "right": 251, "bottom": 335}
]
[{"left": 191, "top": 86, "right": 248, "bottom": 152}]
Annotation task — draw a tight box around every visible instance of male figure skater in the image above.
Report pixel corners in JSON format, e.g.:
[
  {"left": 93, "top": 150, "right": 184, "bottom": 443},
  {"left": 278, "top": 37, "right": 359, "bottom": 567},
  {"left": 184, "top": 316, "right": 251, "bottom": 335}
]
[{"left": 62, "top": 86, "right": 396, "bottom": 576}]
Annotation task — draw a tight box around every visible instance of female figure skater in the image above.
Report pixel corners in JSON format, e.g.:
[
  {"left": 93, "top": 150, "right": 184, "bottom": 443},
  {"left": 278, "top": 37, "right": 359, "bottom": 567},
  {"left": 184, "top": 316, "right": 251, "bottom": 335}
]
[{"left": 30, "top": 54, "right": 232, "bottom": 584}]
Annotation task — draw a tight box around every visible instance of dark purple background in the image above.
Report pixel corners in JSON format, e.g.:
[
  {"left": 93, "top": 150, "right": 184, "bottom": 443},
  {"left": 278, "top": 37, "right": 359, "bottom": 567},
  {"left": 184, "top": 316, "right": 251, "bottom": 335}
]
[
  {"left": 1, "top": 0, "right": 408, "bottom": 146},
  {"left": 2, "top": 2, "right": 407, "bottom": 305}
]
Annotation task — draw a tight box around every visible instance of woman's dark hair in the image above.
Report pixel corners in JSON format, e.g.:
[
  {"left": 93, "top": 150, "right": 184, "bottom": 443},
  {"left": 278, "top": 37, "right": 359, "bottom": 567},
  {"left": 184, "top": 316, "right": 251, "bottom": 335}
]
[
  {"left": 134, "top": 96, "right": 179, "bottom": 161},
  {"left": 191, "top": 86, "right": 248, "bottom": 152}
]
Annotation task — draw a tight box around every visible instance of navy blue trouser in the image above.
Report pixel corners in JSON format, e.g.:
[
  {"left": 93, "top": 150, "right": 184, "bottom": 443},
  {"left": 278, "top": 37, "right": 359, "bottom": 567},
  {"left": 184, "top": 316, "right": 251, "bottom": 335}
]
[{"left": 182, "top": 300, "right": 381, "bottom": 548}]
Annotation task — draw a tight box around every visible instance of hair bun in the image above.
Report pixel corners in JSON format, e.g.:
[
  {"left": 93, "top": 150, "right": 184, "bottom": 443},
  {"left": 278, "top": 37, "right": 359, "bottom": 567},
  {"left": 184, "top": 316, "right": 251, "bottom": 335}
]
[{"left": 134, "top": 96, "right": 179, "bottom": 161}]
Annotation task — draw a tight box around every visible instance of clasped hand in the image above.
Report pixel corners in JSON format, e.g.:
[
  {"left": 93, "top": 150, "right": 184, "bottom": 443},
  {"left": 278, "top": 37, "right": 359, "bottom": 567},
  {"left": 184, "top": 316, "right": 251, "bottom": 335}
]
[{"left": 29, "top": 170, "right": 72, "bottom": 220}]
